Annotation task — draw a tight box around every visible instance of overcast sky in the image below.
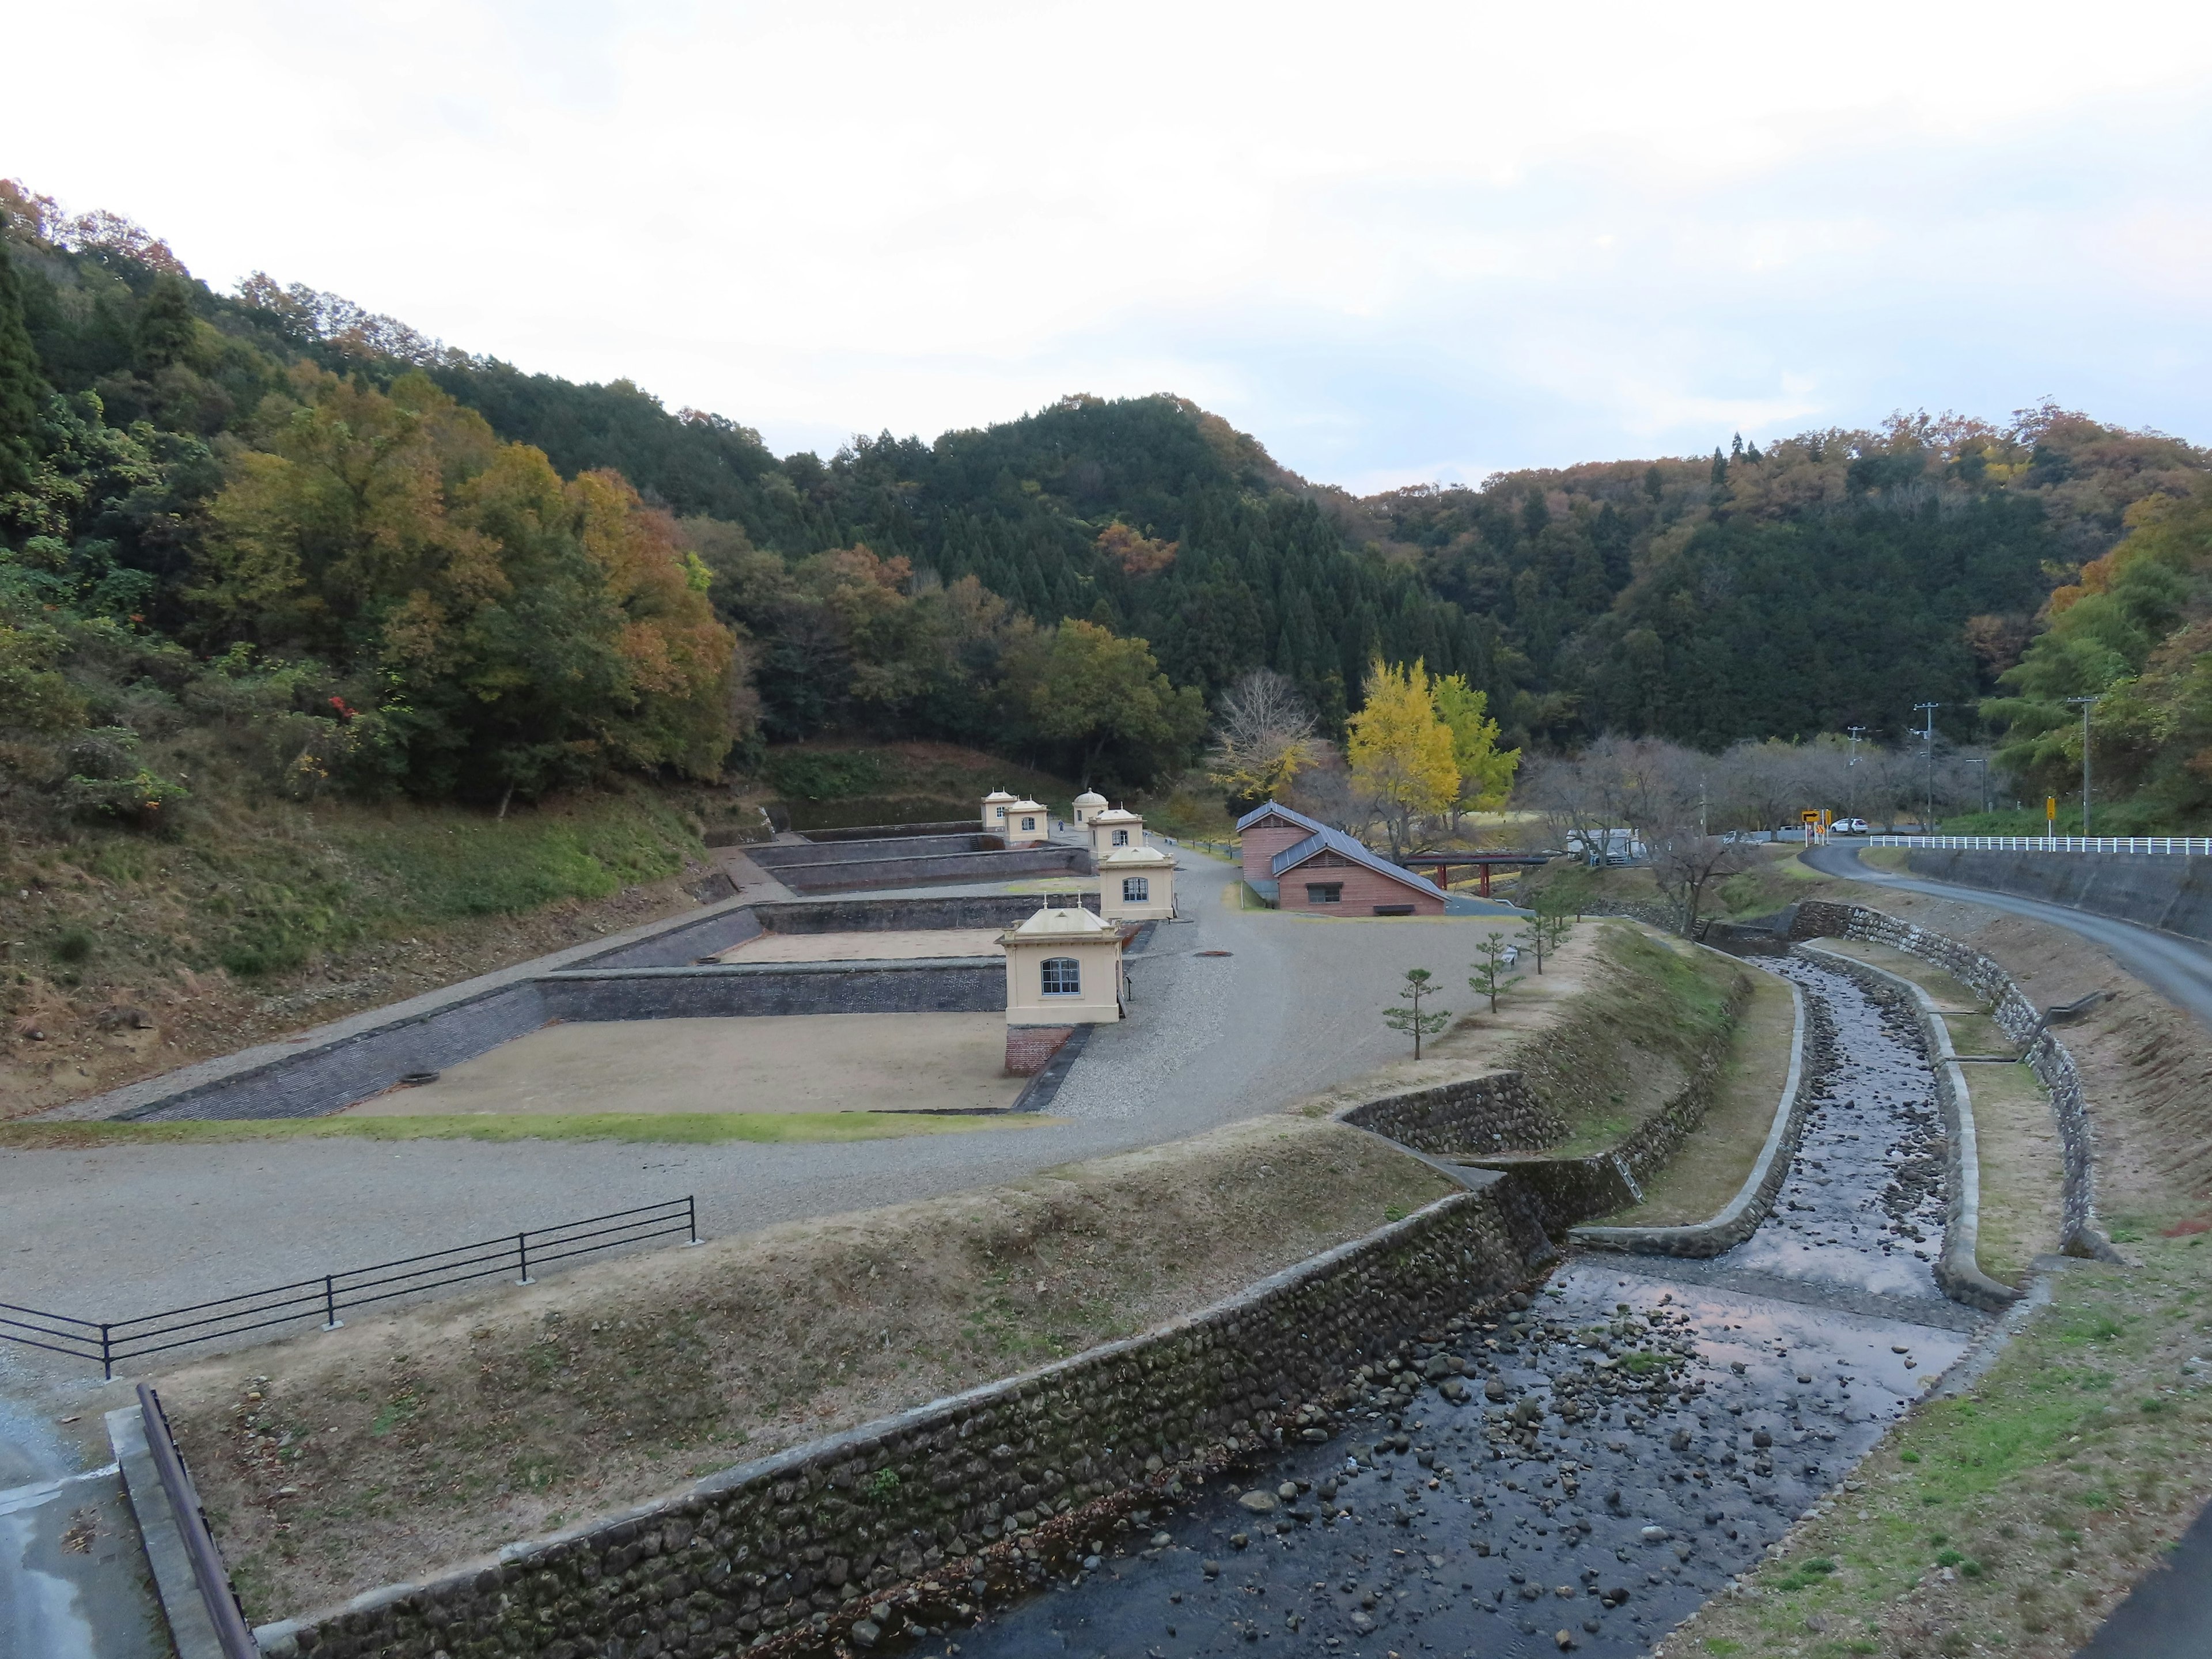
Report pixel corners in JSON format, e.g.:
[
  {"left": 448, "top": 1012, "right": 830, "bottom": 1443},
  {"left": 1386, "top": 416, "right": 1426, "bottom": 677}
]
[{"left": 10, "top": 2, "right": 2212, "bottom": 492}]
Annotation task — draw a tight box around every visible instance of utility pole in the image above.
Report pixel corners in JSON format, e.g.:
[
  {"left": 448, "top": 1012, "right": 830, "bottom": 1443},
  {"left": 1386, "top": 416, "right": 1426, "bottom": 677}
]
[
  {"left": 1914, "top": 703, "right": 1941, "bottom": 832},
  {"left": 2066, "top": 696, "right": 2099, "bottom": 837},
  {"left": 1846, "top": 726, "right": 1866, "bottom": 767},
  {"left": 1963, "top": 757, "right": 1990, "bottom": 816}
]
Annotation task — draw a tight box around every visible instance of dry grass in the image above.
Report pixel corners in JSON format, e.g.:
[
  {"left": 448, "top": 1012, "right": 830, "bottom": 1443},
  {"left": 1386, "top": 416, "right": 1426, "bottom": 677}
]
[
  {"left": 157, "top": 1115, "right": 1457, "bottom": 1623},
  {"left": 1599, "top": 962, "right": 1800, "bottom": 1226}
]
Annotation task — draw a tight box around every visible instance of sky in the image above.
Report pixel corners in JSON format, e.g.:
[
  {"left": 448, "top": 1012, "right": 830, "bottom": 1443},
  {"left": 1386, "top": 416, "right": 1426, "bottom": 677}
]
[{"left": 9, "top": 1, "right": 2212, "bottom": 493}]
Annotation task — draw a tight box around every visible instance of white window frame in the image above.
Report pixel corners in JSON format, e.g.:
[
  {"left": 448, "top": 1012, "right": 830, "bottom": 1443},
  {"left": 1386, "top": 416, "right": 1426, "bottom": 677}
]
[
  {"left": 1040, "top": 957, "right": 1081, "bottom": 997},
  {"left": 1121, "top": 876, "right": 1150, "bottom": 903},
  {"left": 1112, "top": 828, "right": 1130, "bottom": 846}
]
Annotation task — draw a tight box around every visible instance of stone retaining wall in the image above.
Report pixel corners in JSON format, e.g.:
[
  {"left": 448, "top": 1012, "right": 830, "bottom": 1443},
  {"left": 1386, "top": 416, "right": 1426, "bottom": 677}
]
[
  {"left": 1792, "top": 900, "right": 2119, "bottom": 1262},
  {"left": 253, "top": 1184, "right": 1551, "bottom": 1659},
  {"left": 1334, "top": 1071, "right": 1563, "bottom": 1155},
  {"left": 752, "top": 833, "right": 997, "bottom": 868},
  {"left": 760, "top": 846, "right": 1092, "bottom": 895},
  {"left": 1570, "top": 978, "right": 1826, "bottom": 1258},
  {"left": 1797, "top": 948, "right": 2022, "bottom": 1310}
]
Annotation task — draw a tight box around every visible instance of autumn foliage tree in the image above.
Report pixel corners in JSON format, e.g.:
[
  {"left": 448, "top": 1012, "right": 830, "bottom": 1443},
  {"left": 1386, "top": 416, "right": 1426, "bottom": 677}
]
[
  {"left": 191, "top": 369, "right": 739, "bottom": 803},
  {"left": 1347, "top": 658, "right": 1460, "bottom": 856}
]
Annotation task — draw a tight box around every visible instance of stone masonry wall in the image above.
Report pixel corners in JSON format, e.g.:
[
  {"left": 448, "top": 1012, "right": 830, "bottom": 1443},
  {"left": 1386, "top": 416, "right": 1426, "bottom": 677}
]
[
  {"left": 1793, "top": 899, "right": 2119, "bottom": 1262},
  {"left": 1336, "top": 1071, "right": 1565, "bottom": 1156},
  {"left": 255, "top": 1185, "right": 1550, "bottom": 1659}
]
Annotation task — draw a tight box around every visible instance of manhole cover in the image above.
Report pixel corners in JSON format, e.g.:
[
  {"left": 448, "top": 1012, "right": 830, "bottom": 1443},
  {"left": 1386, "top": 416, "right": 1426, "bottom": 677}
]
[
  {"left": 397, "top": 1071, "right": 441, "bottom": 1086},
  {"left": 1195, "top": 950, "right": 1233, "bottom": 957}
]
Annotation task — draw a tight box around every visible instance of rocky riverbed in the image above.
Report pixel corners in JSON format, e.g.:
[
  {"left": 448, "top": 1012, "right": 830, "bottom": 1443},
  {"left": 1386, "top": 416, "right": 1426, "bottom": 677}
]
[{"left": 892, "top": 956, "right": 1988, "bottom": 1659}]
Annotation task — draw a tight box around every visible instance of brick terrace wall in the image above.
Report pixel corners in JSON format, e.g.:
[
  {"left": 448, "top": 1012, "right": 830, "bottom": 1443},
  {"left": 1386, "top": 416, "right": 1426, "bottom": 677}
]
[
  {"left": 256, "top": 1185, "right": 1551, "bottom": 1659},
  {"left": 1004, "top": 1025, "right": 1074, "bottom": 1075},
  {"left": 1793, "top": 899, "right": 2119, "bottom": 1262},
  {"left": 751, "top": 834, "right": 994, "bottom": 867},
  {"left": 1337, "top": 1071, "right": 1565, "bottom": 1155},
  {"left": 1277, "top": 858, "right": 1444, "bottom": 915},
  {"left": 119, "top": 982, "right": 552, "bottom": 1123},
  {"left": 763, "top": 847, "right": 1091, "bottom": 895},
  {"left": 541, "top": 962, "right": 1004, "bottom": 1020}
]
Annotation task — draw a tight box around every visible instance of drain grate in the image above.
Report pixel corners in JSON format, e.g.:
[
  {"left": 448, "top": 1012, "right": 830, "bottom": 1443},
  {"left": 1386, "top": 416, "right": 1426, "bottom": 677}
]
[{"left": 1195, "top": 949, "right": 1233, "bottom": 957}]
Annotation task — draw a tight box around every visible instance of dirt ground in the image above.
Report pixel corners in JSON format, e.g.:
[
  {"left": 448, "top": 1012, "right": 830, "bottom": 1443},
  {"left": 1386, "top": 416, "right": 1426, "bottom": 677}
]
[
  {"left": 344, "top": 1013, "right": 1029, "bottom": 1117},
  {"left": 713, "top": 928, "right": 1006, "bottom": 963},
  {"left": 1603, "top": 960, "right": 1800, "bottom": 1226},
  {"left": 157, "top": 1115, "right": 1461, "bottom": 1622}
]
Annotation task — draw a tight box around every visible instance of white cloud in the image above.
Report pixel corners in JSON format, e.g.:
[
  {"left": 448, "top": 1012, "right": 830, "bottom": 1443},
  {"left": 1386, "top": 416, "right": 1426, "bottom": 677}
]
[{"left": 8, "top": 1, "right": 2212, "bottom": 487}]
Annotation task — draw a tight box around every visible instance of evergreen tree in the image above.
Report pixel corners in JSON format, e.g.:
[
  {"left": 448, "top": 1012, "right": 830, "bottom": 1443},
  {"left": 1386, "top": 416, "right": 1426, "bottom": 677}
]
[
  {"left": 135, "top": 274, "right": 198, "bottom": 369},
  {"left": 0, "top": 212, "right": 46, "bottom": 493}
]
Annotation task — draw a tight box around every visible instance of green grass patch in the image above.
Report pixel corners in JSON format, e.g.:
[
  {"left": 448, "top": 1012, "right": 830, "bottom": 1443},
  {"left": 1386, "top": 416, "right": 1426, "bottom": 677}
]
[{"left": 0, "top": 1111, "right": 1055, "bottom": 1149}]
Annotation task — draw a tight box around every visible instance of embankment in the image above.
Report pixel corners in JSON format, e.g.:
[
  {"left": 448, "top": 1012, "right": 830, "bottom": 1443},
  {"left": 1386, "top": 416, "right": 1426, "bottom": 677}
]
[{"left": 1901, "top": 846, "right": 2212, "bottom": 942}]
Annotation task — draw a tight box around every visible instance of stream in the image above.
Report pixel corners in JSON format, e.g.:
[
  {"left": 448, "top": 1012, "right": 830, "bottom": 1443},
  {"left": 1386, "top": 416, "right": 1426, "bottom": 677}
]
[{"left": 919, "top": 955, "right": 1990, "bottom": 1659}]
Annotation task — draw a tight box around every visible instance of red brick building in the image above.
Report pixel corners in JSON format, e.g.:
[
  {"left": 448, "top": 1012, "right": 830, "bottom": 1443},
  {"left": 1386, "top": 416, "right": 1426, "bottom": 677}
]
[{"left": 1234, "top": 801, "right": 1448, "bottom": 915}]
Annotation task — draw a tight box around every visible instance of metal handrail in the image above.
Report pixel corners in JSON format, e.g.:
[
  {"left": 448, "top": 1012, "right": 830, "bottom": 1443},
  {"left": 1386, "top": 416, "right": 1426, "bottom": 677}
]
[
  {"left": 1863, "top": 835, "right": 2212, "bottom": 854},
  {"left": 4, "top": 1197, "right": 698, "bottom": 1378}
]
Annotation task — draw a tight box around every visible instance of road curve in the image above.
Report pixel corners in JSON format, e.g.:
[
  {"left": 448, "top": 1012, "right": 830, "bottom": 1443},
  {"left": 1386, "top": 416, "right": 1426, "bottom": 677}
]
[{"left": 1801, "top": 844, "right": 2212, "bottom": 1033}]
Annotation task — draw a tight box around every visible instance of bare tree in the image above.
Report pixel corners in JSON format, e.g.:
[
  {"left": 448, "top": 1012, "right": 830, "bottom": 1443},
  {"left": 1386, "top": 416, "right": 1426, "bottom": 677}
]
[{"left": 1207, "top": 670, "right": 1324, "bottom": 806}]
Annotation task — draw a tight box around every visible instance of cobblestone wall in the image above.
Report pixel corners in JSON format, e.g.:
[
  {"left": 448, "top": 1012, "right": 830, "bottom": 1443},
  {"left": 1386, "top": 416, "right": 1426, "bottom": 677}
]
[
  {"left": 1792, "top": 900, "right": 2120, "bottom": 1263},
  {"left": 254, "top": 1184, "right": 1550, "bottom": 1659},
  {"left": 1335, "top": 1071, "right": 1564, "bottom": 1154}
]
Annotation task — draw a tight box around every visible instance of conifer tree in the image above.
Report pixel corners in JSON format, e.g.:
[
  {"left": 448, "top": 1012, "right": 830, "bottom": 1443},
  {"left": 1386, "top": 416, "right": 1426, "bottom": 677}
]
[{"left": 0, "top": 211, "right": 46, "bottom": 493}]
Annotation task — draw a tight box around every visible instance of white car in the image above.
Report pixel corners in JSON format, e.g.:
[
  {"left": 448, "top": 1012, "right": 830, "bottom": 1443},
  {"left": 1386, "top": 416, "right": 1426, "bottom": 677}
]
[{"left": 1830, "top": 817, "right": 1870, "bottom": 835}]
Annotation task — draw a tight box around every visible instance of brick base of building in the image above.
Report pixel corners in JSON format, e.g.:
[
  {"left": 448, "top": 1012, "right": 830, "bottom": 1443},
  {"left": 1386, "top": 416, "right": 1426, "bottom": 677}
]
[{"left": 1006, "top": 1024, "right": 1077, "bottom": 1075}]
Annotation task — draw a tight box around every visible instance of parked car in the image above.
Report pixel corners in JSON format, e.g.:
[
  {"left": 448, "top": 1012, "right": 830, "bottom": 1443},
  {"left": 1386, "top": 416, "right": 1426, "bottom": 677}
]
[{"left": 1830, "top": 817, "right": 1870, "bottom": 834}]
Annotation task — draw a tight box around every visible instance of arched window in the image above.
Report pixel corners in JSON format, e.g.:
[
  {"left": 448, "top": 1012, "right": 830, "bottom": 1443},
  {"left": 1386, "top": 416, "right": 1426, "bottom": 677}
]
[
  {"left": 1121, "top": 876, "right": 1150, "bottom": 903},
  {"left": 1112, "top": 828, "right": 1130, "bottom": 846},
  {"left": 1041, "top": 957, "right": 1081, "bottom": 996},
  {"left": 1020, "top": 815, "right": 1036, "bottom": 831}
]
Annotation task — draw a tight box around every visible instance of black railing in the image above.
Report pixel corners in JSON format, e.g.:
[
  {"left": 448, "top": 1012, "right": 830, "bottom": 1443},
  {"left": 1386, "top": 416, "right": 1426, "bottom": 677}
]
[{"left": 1, "top": 1196, "right": 698, "bottom": 1379}]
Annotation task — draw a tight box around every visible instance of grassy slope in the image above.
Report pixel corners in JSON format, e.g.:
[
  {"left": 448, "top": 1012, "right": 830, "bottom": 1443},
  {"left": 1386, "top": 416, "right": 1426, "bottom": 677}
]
[{"left": 160, "top": 1116, "right": 1458, "bottom": 1621}]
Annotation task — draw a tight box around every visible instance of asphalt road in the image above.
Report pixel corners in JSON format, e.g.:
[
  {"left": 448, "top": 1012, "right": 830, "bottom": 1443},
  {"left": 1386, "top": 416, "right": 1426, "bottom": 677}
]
[{"left": 1802, "top": 844, "right": 2212, "bottom": 1032}]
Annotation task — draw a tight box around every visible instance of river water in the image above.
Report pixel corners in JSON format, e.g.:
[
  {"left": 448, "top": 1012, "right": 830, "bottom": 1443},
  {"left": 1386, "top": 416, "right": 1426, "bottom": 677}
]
[{"left": 916, "top": 957, "right": 1986, "bottom": 1659}]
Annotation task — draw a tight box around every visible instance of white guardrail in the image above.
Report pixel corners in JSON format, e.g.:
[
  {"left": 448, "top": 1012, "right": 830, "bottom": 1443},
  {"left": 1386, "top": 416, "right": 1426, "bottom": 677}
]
[{"left": 1862, "top": 835, "right": 2212, "bottom": 855}]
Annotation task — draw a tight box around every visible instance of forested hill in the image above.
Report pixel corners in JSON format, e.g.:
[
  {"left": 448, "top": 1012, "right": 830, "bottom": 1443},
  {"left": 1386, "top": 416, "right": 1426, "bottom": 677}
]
[{"left": 4, "top": 176, "right": 2209, "bottom": 807}]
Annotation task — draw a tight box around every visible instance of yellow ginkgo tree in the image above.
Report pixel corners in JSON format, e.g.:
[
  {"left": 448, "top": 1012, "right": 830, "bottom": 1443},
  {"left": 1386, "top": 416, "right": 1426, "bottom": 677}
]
[{"left": 1347, "top": 658, "right": 1460, "bottom": 857}]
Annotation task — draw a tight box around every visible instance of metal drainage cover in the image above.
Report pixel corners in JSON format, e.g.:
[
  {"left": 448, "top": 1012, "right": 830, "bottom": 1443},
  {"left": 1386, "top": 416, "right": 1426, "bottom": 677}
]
[{"left": 1194, "top": 949, "right": 1233, "bottom": 957}]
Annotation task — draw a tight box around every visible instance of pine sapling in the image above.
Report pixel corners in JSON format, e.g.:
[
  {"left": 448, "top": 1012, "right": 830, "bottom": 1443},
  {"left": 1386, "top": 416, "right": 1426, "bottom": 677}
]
[
  {"left": 1384, "top": 967, "right": 1450, "bottom": 1060},
  {"left": 1468, "top": 930, "right": 1525, "bottom": 1014}
]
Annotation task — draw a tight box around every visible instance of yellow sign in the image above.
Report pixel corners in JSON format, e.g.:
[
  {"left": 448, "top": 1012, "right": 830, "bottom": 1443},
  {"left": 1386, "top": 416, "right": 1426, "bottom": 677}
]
[
  {"left": 1801, "top": 810, "right": 1822, "bottom": 826},
  {"left": 2047, "top": 796, "right": 2058, "bottom": 824}
]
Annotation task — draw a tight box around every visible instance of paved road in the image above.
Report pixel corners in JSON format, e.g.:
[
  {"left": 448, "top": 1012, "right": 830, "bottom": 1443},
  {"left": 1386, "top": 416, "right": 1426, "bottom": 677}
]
[{"left": 1802, "top": 844, "right": 2212, "bottom": 1032}]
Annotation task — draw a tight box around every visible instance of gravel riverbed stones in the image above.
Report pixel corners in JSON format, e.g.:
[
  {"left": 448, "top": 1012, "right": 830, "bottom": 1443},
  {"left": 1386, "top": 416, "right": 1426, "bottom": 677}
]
[{"left": 938, "top": 956, "right": 1983, "bottom": 1659}]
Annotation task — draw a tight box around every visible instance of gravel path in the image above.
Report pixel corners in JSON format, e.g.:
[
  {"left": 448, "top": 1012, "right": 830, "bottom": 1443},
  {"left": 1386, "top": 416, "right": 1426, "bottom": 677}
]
[{"left": 0, "top": 855, "right": 1513, "bottom": 1406}]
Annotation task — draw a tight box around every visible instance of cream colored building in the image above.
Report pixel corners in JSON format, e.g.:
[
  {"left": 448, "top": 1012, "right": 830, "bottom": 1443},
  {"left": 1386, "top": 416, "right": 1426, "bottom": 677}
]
[
  {"left": 1004, "top": 798, "right": 1051, "bottom": 846},
  {"left": 1089, "top": 805, "right": 1143, "bottom": 860},
  {"left": 1001, "top": 904, "right": 1125, "bottom": 1026},
  {"left": 1071, "top": 789, "right": 1108, "bottom": 826},
  {"left": 981, "top": 789, "right": 1016, "bottom": 834},
  {"left": 1098, "top": 843, "right": 1176, "bottom": 921}
]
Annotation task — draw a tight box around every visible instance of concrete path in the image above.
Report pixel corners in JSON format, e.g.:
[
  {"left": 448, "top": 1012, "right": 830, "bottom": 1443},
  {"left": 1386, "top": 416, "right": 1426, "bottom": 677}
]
[{"left": 1804, "top": 844, "right": 2212, "bottom": 1034}]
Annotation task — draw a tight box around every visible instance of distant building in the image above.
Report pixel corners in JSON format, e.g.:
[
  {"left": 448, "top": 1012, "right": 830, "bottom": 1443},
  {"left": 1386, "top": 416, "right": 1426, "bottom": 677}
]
[
  {"left": 1000, "top": 902, "right": 1126, "bottom": 1074},
  {"left": 1072, "top": 789, "right": 1108, "bottom": 826},
  {"left": 1089, "top": 805, "right": 1143, "bottom": 860},
  {"left": 1234, "top": 800, "right": 1447, "bottom": 916},
  {"left": 1004, "top": 798, "right": 1050, "bottom": 846},
  {"left": 982, "top": 789, "right": 1017, "bottom": 835},
  {"left": 1099, "top": 843, "right": 1176, "bottom": 921}
]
